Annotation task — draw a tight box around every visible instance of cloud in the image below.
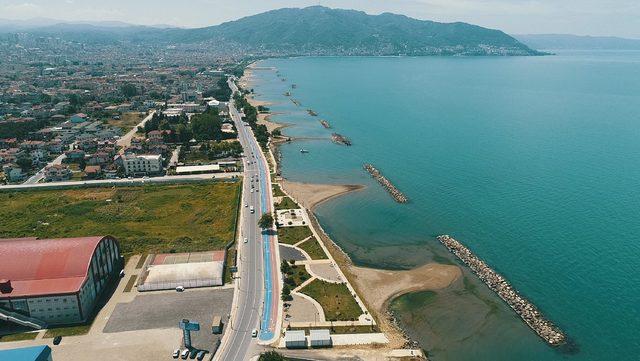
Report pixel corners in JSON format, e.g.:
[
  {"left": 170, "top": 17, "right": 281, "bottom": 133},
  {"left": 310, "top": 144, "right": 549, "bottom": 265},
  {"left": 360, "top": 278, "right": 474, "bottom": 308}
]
[{"left": 1, "top": 2, "right": 44, "bottom": 18}]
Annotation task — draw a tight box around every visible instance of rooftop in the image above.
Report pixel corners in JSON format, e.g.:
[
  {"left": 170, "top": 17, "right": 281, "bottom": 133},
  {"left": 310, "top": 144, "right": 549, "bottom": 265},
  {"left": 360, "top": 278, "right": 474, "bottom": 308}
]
[{"left": 0, "top": 236, "right": 110, "bottom": 298}]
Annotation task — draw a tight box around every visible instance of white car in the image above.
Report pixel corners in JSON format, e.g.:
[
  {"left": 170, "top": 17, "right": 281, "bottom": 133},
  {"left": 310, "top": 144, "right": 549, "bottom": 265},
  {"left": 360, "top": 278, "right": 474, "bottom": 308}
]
[
  {"left": 175, "top": 286, "right": 185, "bottom": 292},
  {"left": 251, "top": 329, "right": 258, "bottom": 337},
  {"left": 250, "top": 189, "right": 254, "bottom": 193},
  {"left": 180, "top": 349, "right": 189, "bottom": 359},
  {"left": 172, "top": 349, "right": 180, "bottom": 358},
  {"left": 244, "top": 237, "right": 248, "bottom": 243},
  {"left": 244, "top": 203, "right": 248, "bottom": 207}
]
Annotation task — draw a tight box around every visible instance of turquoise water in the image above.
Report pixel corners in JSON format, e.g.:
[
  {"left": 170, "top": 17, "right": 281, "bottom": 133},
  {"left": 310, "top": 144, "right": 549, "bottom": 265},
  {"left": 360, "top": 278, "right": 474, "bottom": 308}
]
[{"left": 250, "top": 52, "right": 640, "bottom": 360}]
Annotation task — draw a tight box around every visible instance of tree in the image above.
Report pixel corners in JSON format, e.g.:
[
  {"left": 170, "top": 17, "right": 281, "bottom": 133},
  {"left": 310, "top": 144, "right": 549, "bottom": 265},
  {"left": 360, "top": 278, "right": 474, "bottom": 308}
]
[
  {"left": 258, "top": 213, "right": 273, "bottom": 230},
  {"left": 16, "top": 156, "right": 32, "bottom": 170},
  {"left": 120, "top": 83, "right": 138, "bottom": 98},
  {"left": 258, "top": 351, "right": 287, "bottom": 361}
]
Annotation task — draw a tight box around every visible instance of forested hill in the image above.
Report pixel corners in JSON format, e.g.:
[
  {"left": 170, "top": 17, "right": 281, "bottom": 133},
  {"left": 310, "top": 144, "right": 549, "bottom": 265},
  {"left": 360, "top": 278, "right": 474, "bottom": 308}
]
[
  {"left": 3, "top": 6, "right": 541, "bottom": 56},
  {"left": 171, "top": 6, "right": 539, "bottom": 56}
]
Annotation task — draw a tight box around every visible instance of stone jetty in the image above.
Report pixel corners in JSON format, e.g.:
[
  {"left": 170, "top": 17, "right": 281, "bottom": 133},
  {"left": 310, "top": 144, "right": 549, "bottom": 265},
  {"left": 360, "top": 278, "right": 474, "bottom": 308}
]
[
  {"left": 331, "top": 133, "right": 351, "bottom": 146},
  {"left": 291, "top": 99, "right": 301, "bottom": 106},
  {"left": 307, "top": 109, "right": 318, "bottom": 116},
  {"left": 363, "top": 164, "right": 408, "bottom": 203},
  {"left": 320, "top": 119, "right": 331, "bottom": 129},
  {"left": 437, "top": 235, "right": 566, "bottom": 346}
]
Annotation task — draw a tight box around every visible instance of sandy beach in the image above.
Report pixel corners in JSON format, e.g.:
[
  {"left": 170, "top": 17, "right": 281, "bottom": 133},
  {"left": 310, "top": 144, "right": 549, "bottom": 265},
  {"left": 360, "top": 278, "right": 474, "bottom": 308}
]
[{"left": 281, "top": 180, "right": 365, "bottom": 209}]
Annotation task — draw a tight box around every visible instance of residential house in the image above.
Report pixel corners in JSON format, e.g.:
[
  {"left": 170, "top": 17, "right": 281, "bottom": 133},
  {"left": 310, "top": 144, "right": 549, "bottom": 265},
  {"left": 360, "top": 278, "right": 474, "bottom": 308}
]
[
  {"left": 65, "top": 149, "right": 86, "bottom": 162},
  {"left": 84, "top": 165, "right": 102, "bottom": 179},
  {"left": 44, "top": 164, "right": 72, "bottom": 182},
  {"left": 70, "top": 113, "right": 88, "bottom": 123},
  {"left": 121, "top": 154, "right": 162, "bottom": 176}
]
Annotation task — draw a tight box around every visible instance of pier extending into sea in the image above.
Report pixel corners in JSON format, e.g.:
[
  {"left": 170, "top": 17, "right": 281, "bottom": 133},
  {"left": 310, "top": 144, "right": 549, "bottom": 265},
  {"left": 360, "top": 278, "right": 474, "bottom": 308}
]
[
  {"left": 331, "top": 133, "right": 351, "bottom": 146},
  {"left": 437, "top": 235, "right": 566, "bottom": 346},
  {"left": 363, "top": 164, "right": 408, "bottom": 203}
]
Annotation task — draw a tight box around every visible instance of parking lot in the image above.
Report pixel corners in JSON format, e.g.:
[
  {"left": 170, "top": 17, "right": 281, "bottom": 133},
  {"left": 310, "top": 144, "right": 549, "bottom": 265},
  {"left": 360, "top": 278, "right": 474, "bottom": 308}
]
[
  {"left": 104, "top": 288, "right": 233, "bottom": 352},
  {"left": 0, "top": 254, "right": 235, "bottom": 361}
]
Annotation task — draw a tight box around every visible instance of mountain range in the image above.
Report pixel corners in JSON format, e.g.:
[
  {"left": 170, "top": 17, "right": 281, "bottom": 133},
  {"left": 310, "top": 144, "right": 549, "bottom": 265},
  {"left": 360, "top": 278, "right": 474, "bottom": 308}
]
[
  {"left": 2, "top": 6, "right": 541, "bottom": 56},
  {"left": 515, "top": 34, "right": 640, "bottom": 50}
]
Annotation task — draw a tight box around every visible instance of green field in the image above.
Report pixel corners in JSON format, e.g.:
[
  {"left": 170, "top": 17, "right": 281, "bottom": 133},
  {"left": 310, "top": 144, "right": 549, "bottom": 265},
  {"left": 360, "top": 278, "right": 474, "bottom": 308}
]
[
  {"left": 0, "top": 332, "right": 38, "bottom": 342},
  {"left": 300, "top": 280, "right": 363, "bottom": 321},
  {"left": 44, "top": 324, "right": 91, "bottom": 338},
  {"left": 275, "top": 196, "right": 299, "bottom": 210},
  {"left": 277, "top": 226, "right": 312, "bottom": 245},
  {"left": 298, "top": 237, "right": 328, "bottom": 260},
  {"left": 272, "top": 184, "right": 286, "bottom": 197},
  {"left": 0, "top": 182, "right": 241, "bottom": 257}
]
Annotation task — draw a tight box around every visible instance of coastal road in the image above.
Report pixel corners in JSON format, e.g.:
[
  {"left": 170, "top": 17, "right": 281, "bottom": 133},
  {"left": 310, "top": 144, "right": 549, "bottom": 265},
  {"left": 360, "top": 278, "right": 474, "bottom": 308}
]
[
  {"left": 215, "top": 78, "right": 281, "bottom": 361},
  {"left": 1, "top": 172, "right": 240, "bottom": 191}
]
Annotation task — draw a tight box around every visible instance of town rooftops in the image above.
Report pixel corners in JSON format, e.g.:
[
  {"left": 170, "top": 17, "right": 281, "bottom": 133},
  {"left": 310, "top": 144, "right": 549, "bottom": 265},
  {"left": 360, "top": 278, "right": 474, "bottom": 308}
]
[{"left": 0, "top": 236, "right": 112, "bottom": 298}]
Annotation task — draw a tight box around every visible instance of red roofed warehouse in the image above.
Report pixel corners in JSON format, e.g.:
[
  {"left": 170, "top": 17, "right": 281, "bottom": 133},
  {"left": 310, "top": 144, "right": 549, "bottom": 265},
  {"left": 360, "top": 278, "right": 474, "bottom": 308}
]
[{"left": 0, "top": 236, "right": 122, "bottom": 329}]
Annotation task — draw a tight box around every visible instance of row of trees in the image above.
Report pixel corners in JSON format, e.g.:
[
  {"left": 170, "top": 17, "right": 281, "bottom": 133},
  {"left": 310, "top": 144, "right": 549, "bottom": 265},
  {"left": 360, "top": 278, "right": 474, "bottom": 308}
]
[{"left": 233, "top": 93, "right": 271, "bottom": 148}]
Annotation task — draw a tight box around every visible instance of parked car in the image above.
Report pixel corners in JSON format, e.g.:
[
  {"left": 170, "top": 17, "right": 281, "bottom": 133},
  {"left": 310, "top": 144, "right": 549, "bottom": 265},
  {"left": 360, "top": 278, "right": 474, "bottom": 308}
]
[
  {"left": 244, "top": 237, "right": 248, "bottom": 243},
  {"left": 172, "top": 349, "right": 180, "bottom": 358},
  {"left": 119, "top": 270, "right": 125, "bottom": 278},
  {"left": 197, "top": 350, "right": 208, "bottom": 360},
  {"left": 251, "top": 329, "right": 258, "bottom": 337},
  {"left": 176, "top": 286, "right": 185, "bottom": 292},
  {"left": 53, "top": 336, "right": 62, "bottom": 345},
  {"left": 180, "top": 349, "right": 189, "bottom": 359},
  {"left": 189, "top": 349, "right": 199, "bottom": 359}
]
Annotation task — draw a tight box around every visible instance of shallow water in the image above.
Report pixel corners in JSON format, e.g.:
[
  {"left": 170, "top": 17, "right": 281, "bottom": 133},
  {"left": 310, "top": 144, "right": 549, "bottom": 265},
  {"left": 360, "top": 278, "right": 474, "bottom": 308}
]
[{"left": 250, "top": 51, "right": 640, "bottom": 360}]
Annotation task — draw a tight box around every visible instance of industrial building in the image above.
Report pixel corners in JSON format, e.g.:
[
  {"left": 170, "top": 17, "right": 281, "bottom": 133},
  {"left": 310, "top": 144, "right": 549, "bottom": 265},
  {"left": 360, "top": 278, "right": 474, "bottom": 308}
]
[
  {"left": 284, "top": 330, "right": 307, "bottom": 348},
  {"left": 0, "top": 236, "right": 122, "bottom": 329},
  {"left": 137, "top": 251, "right": 225, "bottom": 292}
]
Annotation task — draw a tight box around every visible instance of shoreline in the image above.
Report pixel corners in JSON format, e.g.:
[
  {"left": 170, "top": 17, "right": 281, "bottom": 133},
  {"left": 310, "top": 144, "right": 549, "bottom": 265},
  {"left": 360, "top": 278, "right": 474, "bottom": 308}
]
[{"left": 241, "top": 66, "right": 464, "bottom": 354}]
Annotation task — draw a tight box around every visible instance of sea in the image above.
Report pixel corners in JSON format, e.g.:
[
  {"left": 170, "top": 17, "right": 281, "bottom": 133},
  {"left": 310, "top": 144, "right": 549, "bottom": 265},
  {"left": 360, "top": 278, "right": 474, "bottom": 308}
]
[{"left": 248, "top": 51, "right": 640, "bottom": 361}]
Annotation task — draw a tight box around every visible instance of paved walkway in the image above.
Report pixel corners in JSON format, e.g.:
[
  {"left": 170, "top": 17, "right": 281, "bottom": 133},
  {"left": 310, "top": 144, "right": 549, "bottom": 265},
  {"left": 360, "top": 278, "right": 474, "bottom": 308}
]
[{"left": 308, "top": 263, "right": 342, "bottom": 283}]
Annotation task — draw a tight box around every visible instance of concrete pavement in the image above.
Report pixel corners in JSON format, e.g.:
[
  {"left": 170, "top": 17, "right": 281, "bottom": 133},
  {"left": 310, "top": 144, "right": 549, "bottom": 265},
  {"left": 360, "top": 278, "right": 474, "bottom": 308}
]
[{"left": 0, "top": 172, "right": 240, "bottom": 191}]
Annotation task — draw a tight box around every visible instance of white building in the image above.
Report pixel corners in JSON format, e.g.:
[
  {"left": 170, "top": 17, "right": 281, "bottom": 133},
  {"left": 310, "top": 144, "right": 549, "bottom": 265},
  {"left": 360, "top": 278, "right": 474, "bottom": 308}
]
[
  {"left": 284, "top": 330, "right": 307, "bottom": 348},
  {"left": 309, "top": 329, "right": 332, "bottom": 347},
  {"left": 122, "top": 154, "right": 162, "bottom": 176}
]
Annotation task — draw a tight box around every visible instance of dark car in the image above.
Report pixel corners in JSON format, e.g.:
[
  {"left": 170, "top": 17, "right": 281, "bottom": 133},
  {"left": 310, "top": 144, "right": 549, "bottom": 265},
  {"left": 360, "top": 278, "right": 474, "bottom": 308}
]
[
  {"left": 197, "top": 350, "right": 208, "bottom": 360},
  {"left": 53, "top": 336, "right": 62, "bottom": 345},
  {"left": 189, "top": 349, "right": 199, "bottom": 359}
]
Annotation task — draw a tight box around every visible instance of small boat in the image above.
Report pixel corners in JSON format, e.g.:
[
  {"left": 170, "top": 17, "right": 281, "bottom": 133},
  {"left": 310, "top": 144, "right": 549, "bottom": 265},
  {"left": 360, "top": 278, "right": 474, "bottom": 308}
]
[{"left": 300, "top": 148, "right": 309, "bottom": 153}]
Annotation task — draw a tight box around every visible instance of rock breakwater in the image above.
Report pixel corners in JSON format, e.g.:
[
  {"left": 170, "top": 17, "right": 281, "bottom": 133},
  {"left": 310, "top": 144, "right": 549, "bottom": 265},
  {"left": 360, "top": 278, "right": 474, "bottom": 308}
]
[
  {"left": 363, "top": 163, "right": 408, "bottom": 203},
  {"left": 437, "top": 235, "right": 566, "bottom": 346}
]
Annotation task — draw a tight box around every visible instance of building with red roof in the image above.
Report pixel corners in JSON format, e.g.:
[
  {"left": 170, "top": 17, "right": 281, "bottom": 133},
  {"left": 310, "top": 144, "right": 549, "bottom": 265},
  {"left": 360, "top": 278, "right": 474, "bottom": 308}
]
[{"left": 0, "top": 236, "right": 122, "bottom": 328}]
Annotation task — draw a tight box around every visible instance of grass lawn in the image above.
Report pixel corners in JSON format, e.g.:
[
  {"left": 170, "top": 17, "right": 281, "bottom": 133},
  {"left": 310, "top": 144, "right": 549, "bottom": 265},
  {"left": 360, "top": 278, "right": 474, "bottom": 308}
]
[
  {"left": 0, "top": 181, "right": 241, "bottom": 257},
  {"left": 0, "top": 332, "right": 38, "bottom": 342},
  {"left": 272, "top": 184, "right": 286, "bottom": 197},
  {"left": 275, "top": 196, "right": 299, "bottom": 210},
  {"left": 107, "top": 112, "right": 145, "bottom": 133},
  {"left": 300, "top": 279, "right": 363, "bottom": 321},
  {"left": 223, "top": 248, "right": 236, "bottom": 284},
  {"left": 286, "top": 264, "right": 312, "bottom": 288},
  {"left": 277, "top": 226, "right": 312, "bottom": 245},
  {"left": 297, "top": 237, "right": 328, "bottom": 260},
  {"left": 44, "top": 324, "right": 91, "bottom": 338},
  {"left": 123, "top": 275, "right": 137, "bottom": 292}
]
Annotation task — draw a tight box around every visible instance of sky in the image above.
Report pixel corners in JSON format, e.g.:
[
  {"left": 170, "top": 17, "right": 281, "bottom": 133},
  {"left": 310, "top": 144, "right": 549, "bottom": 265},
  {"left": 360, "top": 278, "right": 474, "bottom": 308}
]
[{"left": 0, "top": 0, "right": 639, "bottom": 38}]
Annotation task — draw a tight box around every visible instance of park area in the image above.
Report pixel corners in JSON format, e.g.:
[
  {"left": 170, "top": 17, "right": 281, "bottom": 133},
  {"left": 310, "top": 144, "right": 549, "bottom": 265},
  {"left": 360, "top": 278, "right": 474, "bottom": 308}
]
[{"left": 0, "top": 181, "right": 241, "bottom": 256}]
